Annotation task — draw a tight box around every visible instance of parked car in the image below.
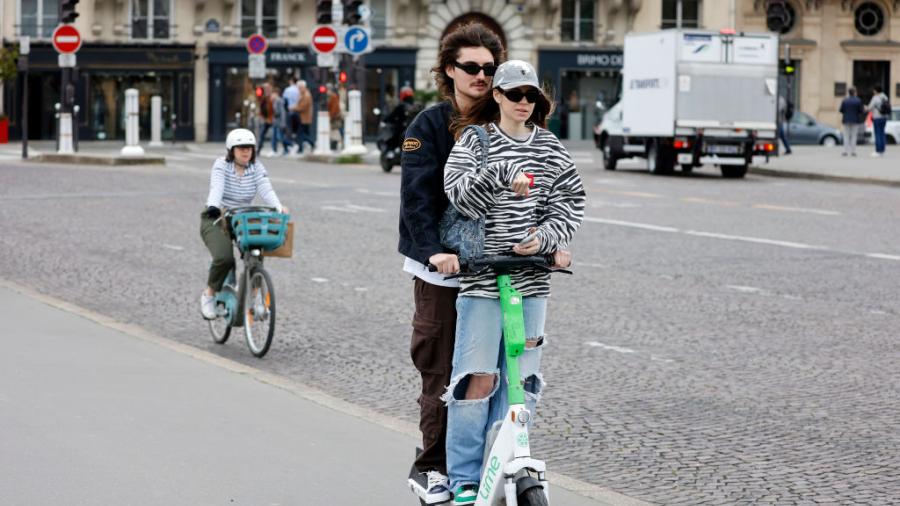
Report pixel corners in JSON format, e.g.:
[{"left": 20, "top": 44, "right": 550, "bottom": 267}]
[
  {"left": 785, "top": 111, "right": 846, "bottom": 146},
  {"left": 864, "top": 106, "right": 900, "bottom": 145}
]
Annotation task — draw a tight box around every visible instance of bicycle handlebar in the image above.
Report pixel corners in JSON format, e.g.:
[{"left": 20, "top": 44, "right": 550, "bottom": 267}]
[{"left": 223, "top": 205, "right": 279, "bottom": 218}]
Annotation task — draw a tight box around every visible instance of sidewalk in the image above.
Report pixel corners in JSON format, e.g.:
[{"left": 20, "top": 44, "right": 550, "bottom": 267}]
[
  {"left": 0, "top": 281, "right": 637, "bottom": 506},
  {"left": 748, "top": 144, "right": 900, "bottom": 186}
]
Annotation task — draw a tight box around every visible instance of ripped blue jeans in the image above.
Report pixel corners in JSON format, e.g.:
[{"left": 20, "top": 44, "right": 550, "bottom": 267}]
[{"left": 444, "top": 295, "right": 547, "bottom": 493}]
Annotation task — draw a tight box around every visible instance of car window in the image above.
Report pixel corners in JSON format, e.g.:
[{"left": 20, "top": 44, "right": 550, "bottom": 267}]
[
  {"left": 892, "top": 109, "right": 900, "bottom": 121},
  {"left": 791, "top": 112, "right": 811, "bottom": 125}
]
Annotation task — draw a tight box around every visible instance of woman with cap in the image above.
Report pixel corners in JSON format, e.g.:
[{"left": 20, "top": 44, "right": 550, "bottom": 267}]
[
  {"left": 442, "top": 60, "right": 586, "bottom": 503},
  {"left": 199, "top": 128, "right": 289, "bottom": 320}
]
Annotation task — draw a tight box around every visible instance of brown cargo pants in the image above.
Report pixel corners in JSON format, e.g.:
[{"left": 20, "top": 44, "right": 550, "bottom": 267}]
[{"left": 410, "top": 277, "right": 458, "bottom": 475}]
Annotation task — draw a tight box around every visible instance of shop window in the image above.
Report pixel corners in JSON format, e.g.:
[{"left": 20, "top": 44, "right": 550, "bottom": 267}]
[
  {"left": 855, "top": 2, "right": 885, "bottom": 36},
  {"left": 18, "top": 0, "right": 59, "bottom": 38},
  {"left": 662, "top": 0, "right": 701, "bottom": 29},
  {"left": 370, "top": 0, "right": 388, "bottom": 40},
  {"left": 132, "top": 0, "right": 171, "bottom": 40},
  {"left": 561, "top": 0, "right": 595, "bottom": 42},
  {"left": 766, "top": 1, "right": 797, "bottom": 34},
  {"left": 241, "top": 0, "right": 279, "bottom": 38}
]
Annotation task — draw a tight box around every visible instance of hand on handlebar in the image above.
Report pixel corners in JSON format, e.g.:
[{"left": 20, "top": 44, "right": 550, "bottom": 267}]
[
  {"left": 551, "top": 249, "right": 571, "bottom": 269},
  {"left": 428, "top": 253, "right": 460, "bottom": 274}
]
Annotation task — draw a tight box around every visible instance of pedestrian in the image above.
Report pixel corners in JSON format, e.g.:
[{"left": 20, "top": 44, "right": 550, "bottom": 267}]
[
  {"left": 327, "top": 85, "right": 343, "bottom": 151},
  {"left": 270, "top": 87, "right": 294, "bottom": 156},
  {"left": 838, "top": 87, "right": 865, "bottom": 157},
  {"left": 293, "top": 80, "right": 316, "bottom": 153},
  {"left": 397, "top": 22, "right": 505, "bottom": 505},
  {"left": 398, "top": 23, "right": 575, "bottom": 505},
  {"left": 256, "top": 83, "right": 274, "bottom": 155},
  {"left": 282, "top": 77, "right": 301, "bottom": 155},
  {"left": 866, "top": 85, "right": 890, "bottom": 157},
  {"left": 442, "top": 59, "right": 586, "bottom": 505},
  {"left": 778, "top": 95, "right": 793, "bottom": 155},
  {"left": 199, "top": 128, "right": 288, "bottom": 320}
]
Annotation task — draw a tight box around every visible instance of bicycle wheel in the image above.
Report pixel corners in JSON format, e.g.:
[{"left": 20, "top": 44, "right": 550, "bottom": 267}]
[
  {"left": 209, "top": 314, "right": 231, "bottom": 344},
  {"left": 244, "top": 266, "right": 276, "bottom": 358}
]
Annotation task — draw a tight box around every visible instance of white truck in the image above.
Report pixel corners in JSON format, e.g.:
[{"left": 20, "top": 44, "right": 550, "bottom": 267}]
[{"left": 602, "top": 29, "right": 779, "bottom": 178}]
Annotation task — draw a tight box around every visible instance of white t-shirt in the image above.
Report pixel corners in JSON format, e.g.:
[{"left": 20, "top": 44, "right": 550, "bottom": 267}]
[{"left": 403, "top": 257, "right": 460, "bottom": 288}]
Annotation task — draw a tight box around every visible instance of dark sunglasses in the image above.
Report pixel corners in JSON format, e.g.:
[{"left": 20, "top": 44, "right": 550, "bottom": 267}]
[
  {"left": 453, "top": 61, "right": 497, "bottom": 77},
  {"left": 499, "top": 88, "right": 542, "bottom": 104}
]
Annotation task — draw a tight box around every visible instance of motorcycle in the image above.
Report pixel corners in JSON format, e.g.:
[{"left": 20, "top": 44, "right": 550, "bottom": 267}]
[{"left": 374, "top": 107, "right": 403, "bottom": 173}]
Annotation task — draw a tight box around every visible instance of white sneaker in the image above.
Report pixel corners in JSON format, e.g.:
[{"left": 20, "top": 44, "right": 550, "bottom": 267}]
[
  {"left": 425, "top": 470, "right": 451, "bottom": 503},
  {"left": 262, "top": 150, "right": 276, "bottom": 158},
  {"left": 871, "top": 152, "right": 883, "bottom": 157},
  {"left": 200, "top": 292, "right": 217, "bottom": 320}
]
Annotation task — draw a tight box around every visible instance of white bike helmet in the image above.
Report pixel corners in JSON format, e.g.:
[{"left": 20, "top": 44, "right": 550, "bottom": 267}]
[{"left": 226, "top": 128, "right": 257, "bottom": 149}]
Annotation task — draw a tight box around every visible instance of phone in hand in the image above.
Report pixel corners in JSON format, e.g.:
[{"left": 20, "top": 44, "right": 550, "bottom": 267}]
[{"left": 518, "top": 232, "right": 538, "bottom": 246}]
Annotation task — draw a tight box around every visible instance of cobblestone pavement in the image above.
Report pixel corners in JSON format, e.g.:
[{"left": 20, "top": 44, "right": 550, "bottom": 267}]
[{"left": 1, "top": 151, "right": 898, "bottom": 505}]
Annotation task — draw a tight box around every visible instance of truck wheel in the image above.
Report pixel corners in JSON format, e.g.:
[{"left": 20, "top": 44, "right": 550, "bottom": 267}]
[
  {"left": 721, "top": 164, "right": 748, "bottom": 178},
  {"left": 647, "top": 141, "right": 674, "bottom": 175},
  {"left": 680, "top": 164, "right": 693, "bottom": 173},
  {"left": 603, "top": 144, "right": 618, "bottom": 171}
]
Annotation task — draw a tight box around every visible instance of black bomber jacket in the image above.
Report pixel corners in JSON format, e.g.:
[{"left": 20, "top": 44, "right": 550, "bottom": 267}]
[{"left": 397, "top": 101, "right": 456, "bottom": 264}]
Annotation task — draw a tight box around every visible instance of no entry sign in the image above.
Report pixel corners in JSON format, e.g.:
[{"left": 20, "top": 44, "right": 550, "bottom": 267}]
[
  {"left": 311, "top": 26, "right": 338, "bottom": 54},
  {"left": 52, "top": 24, "right": 82, "bottom": 54},
  {"left": 246, "top": 33, "right": 268, "bottom": 54}
]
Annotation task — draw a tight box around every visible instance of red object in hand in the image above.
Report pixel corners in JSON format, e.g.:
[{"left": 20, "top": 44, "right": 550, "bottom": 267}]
[{"left": 524, "top": 173, "right": 535, "bottom": 188}]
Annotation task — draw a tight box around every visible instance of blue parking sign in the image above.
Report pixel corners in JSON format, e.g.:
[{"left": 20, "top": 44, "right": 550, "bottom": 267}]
[{"left": 344, "top": 27, "right": 370, "bottom": 55}]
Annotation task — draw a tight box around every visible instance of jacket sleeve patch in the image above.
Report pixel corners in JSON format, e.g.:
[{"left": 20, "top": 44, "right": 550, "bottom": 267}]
[{"left": 402, "top": 138, "right": 423, "bottom": 152}]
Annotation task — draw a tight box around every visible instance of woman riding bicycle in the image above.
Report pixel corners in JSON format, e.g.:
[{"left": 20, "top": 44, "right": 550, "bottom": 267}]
[
  {"left": 200, "top": 128, "right": 288, "bottom": 320},
  {"left": 442, "top": 60, "right": 586, "bottom": 504}
]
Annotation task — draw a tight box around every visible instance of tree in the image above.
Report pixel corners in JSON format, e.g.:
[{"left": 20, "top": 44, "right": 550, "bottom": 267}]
[{"left": 0, "top": 45, "right": 19, "bottom": 120}]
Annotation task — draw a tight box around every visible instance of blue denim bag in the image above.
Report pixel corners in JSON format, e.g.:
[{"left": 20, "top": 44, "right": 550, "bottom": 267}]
[{"left": 439, "top": 125, "right": 489, "bottom": 261}]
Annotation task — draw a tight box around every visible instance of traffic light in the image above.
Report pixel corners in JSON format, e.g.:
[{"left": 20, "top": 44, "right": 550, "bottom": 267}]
[
  {"left": 316, "top": 0, "right": 333, "bottom": 24},
  {"left": 766, "top": 0, "right": 788, "bottom": 33},
  {"left": 60, "top": 0, "right": 80, "bottom": 24},
  {"left": 343, "top": 0, "right": 363, "bottom": 25},
  {"left": 339, "top": 71, "right": 348, "bottom": 84},
  {"left": 319, "top": 85, "right": 327, "bottom": 94},
  {"left": 255, "top": 86, "right": 263, "bottom": 97},
  {"left": 785, "top": 65, "right": 795, "bottom": 75}
]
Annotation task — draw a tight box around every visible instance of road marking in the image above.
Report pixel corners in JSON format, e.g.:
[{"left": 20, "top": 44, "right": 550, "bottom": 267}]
[
  {"left": 866, "top": 253, "right": 900, "bottom": 261},
  {"left": 162, "top": 244, "right": 184, "bottom": 251},
  {"left": 585, "top": 341, "right": 637, "bottom": 354},
  {"left": 354, "top": 287, "right": 369, "bottom": 292},
  {"left": 752, "top": 204, "right": 841, "bottom": 216},
  {"left": 683, "top": 230, "right": 826, "bottom": 250},
  {"left": 870, "top": 309, "right": 888, "bottom": 315},
  {"left": 583, "top": 217, "right": 679, "bottom": 233},
  {"left": 590, "top": 200, "right": 642, "bottom": 209},
  {"left": 577, "top": 262, "right": 609, "bottom": 269},
  {"left": 602, "top": 190, "right": 664, "bottom": 199},
  {"left": 354, "top": 188, "right": 396, "bottom": 197},
  {"left": 346, "top": 204, "right": 386, "bottom": 213},
  {"left": 310, "top": 277, "right": 329, "bottom": 283},
  {"left": 321, "top": 205, "right": 358, "bottom": 213},
  {"left": 725, "top": 285, "right": 764, "bottom": 294},
  {"left": 681, "top": 197, "right": 742, "bottom": 207}
]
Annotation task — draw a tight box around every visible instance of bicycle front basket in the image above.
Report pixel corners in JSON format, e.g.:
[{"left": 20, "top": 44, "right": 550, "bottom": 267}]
[{"left": 231, "top": 211, "right": 290, "bottom": 252}]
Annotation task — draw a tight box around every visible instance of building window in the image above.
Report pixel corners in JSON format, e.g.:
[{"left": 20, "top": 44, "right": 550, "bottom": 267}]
[
  {"left": 19, "top": 0, "right": 59, "bottom": 38},
  {"left": 370, "top": 0, "right": 388, "bottom": 40},
  {"left": 132, "top": 0, "right": 171, "bottom": 40},
  {"left": 662, "top": 0, "right": 701, "bottom": 29},
  {"left": 561, "top": 0, "right": 595, "bottom": 42},
  {"left": 855, "top": 2, "right": 885, "bottom": 36},
  {"left": 241, "top": 0, "right": 279, "bottom": 38},
  {"left": 766, "top": 1, "right": 797, "bottom": 34}
]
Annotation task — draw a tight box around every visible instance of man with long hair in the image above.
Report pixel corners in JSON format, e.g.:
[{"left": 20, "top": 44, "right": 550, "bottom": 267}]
[{"left": 398, "top": 23, "right": 505, "bottom": 504}]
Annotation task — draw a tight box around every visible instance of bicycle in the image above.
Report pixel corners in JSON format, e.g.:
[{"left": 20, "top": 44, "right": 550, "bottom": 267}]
[
  {"left": 207, "top": 205, "right": 290, "bottom": 358},
  {"left": 409, "top": 254, "right": 570, "bottom": 506}
]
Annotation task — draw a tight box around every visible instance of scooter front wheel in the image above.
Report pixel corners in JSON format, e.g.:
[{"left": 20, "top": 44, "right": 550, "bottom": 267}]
[{"left": 518, "top": 485, "right": 549, "bottom": 506}]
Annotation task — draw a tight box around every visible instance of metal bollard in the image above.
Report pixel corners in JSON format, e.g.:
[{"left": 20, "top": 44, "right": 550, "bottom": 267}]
[
  {"left": 149, "top": 96, "right": 163, "bottom": 147},
  {"left": 121, "top": 88, "right": 145, "bottom": 156},
  {"left": 341, "top": 90, "right": 367, "bottom": 155}
]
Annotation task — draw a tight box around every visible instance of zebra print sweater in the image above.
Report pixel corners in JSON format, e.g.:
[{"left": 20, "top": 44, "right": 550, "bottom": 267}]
[{"left": 444, "top": 123, "right": 586, "bottom": 298}]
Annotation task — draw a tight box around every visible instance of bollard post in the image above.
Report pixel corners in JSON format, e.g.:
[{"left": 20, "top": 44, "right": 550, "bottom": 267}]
[
  {"left": 341, "top": 90, "right": 367, "bottom": 155},
  {"left": 121, "top": 88, "right": 145, "bottom": 156},
  {"left": 314, "top": 109, "right": 331, "bottom": 155},
  {"left": 149, "top": 96, "right": 163, "bottom": 147}
]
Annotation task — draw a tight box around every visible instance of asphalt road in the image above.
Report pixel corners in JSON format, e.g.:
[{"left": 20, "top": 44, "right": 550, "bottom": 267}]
[{"left": 1, "top": 146, "right": 898, "bottom": 504}]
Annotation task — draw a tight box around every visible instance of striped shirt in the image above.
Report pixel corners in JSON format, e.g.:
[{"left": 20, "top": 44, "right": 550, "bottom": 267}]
[
  {"left": 444, "top": 123, "right": 586, "bottom": 298},
  {"left": 205, "top": 157, "right": 282, "bottom": 211}
]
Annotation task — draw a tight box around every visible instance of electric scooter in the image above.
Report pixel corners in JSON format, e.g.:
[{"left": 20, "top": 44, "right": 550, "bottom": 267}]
[{"left": 409, "top": 255, "right": 569, "bottom": 506}]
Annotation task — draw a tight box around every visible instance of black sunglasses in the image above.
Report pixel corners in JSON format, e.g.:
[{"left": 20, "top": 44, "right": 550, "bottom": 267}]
[
  {"left": 453, "top": 61, "right": 497, "bottom": 77},
  {"left": 499, "top": 88, "right": 542, "bottom": 104}
]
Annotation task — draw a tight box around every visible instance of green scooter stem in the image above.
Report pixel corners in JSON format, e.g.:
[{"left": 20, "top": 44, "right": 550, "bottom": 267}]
[{"left": 497, "top": 273, "right": 526, "bottom": 407}]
